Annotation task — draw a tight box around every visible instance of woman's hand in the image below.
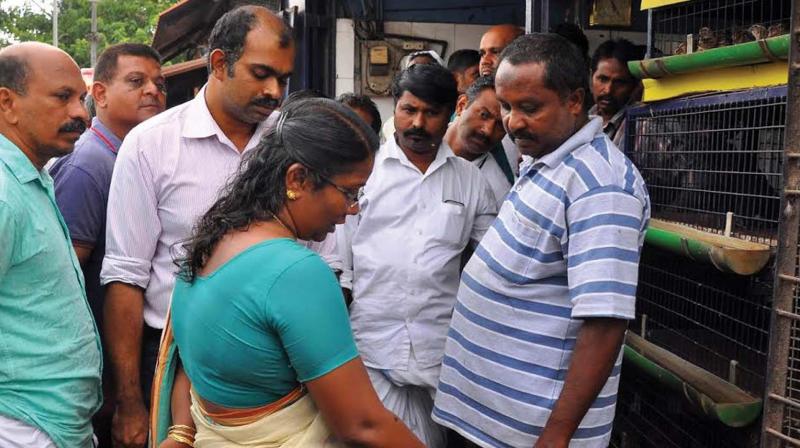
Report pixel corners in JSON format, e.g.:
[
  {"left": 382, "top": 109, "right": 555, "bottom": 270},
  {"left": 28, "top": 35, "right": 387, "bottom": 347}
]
[{"left": 159, "top": 438, "right": 191, "bottom": 448}]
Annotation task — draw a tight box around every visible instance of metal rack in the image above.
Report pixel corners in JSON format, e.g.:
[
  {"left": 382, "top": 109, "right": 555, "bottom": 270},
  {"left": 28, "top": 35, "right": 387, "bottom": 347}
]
[
  {"left": 625, "top": 87, "right": 786, "bottom": 246},
  {"left": 651, "top": 0, "right": 791, "bottom": 56},
  {"left": 612, "top": 372, "right": 759, "bottom": 448},
  {"left": 619, "top": 82, "right": 791, "bottom": 448}
]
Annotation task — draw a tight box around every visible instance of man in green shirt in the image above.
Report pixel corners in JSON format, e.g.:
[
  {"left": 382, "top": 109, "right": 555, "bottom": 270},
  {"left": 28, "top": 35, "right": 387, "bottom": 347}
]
[{"left": 0, "top": 42, "right": 102, "bottom": 448}]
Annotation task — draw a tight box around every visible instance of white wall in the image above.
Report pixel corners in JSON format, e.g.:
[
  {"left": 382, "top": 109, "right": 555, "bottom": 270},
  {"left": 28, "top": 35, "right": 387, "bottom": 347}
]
[
  {"left": 335, "top": 19, "right": 647, "bottom": 124},
  {"left": 335, "top": 19, "right": 492, "bottom": 125}
]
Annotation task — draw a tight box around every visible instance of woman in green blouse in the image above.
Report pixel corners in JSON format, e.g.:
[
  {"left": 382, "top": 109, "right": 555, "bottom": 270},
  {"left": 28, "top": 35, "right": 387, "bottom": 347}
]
[{"left": 152, "top": 98, "right": 423, "bottom": 448}]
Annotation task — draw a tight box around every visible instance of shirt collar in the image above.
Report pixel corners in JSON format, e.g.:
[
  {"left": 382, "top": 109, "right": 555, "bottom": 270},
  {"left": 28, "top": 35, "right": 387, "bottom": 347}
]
[
  {"left": 181, "top": 84, "right": 277, "bottom": 150},
  {"left": 181, "top": 84, "right": 223, "bottom": 139},
  {"left": 589, "top": 105, "right": 627, "bottom": 135},
  {"left": 533, "top": 116, "right": 604, "bottom": 169},
  {"left": 0, "top": 133, "right": 45, "bottom": 185},
  {"left": 380, "top": 134, "right": 458, "bottom": 174},
  {"left": 90, "top": 117, "right": 122, "bottom": 152}
]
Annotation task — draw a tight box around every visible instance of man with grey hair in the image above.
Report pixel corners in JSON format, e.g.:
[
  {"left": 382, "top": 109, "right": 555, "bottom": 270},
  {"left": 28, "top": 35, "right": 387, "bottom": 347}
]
[
  {"left": 100, "top": 6, "right": 295, "bottom": 447},
  {"left": 0, "top": 42, "right": 100, "bottom": 448}
]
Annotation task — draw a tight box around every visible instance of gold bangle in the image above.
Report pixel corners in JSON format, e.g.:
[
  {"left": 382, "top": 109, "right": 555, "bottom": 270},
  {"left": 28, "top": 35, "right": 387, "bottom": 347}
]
[
  {"left": 169, "top": 427, "right": 196, "bottom": 436},
  {"left": 170, "top": 430, "right": 196, "bottom": 440},
  {"left": 169, "top": 424, "right": 196, "bottom": 434},
  {"left": 167, "top": 432, "right": 195, "bottom": 447}
]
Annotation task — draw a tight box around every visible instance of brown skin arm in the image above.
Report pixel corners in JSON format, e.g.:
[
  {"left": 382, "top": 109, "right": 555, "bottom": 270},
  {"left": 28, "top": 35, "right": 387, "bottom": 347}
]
[
  {"left": 72, "top": 242, "right": 93, "bottom": 266},
  {"left": 158, "top": 364, "right": 195, "bottom": 448},
  {"left": 105, "top": 281, "right": 149, "bottom": 448},
  {"left": 535, "top": 318, "right": 628, "bottom": 448},
  {"left": 306, "top": 357, "right": 424, "bottom": 447}
]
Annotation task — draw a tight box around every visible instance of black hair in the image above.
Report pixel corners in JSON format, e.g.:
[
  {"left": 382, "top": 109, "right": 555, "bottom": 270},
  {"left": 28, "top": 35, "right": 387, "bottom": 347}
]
[
  {"left": 464, "top": 75, "right": 495, "bottom": 107},
  {"left": 500, "top": 33, "right": 589, "bottom": 104},
  {"left": 336, "top": 93, "right": 382, "bottom": 135},
  {"left": 0, "top": 54, "right": 29, "bottom": 94},
  {"left": 590, "top": 38, "right": 644, "bottom": 73},
  {"left": 447, "top": 49, "right": 480, "bottom": 73},
  {"left": 176, "top": 98, "right": 378, "bottom": 282},
  {"left": 94, "top": 43, "right": 162, "bottom": 84},
  {"left": 284, "top": 89, "right": 327, "bottom": 106},
  {"left": 207, "top": 5, "right": 293, "bottom": 77},
  {"left": 551, "top": 23, "right": 589, "bottom": 63},
  {"left": 391, "top": 63, "right": 458, "bottom": 114}
]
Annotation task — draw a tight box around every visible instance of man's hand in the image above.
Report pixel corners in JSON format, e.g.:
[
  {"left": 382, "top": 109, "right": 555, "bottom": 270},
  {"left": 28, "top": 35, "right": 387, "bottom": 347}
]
[
  {"left": 534, "top": 318, "right": 628, "bottom": 447},
  {"left": 111, "top": 399, "right": 149, "bottom": 448}
]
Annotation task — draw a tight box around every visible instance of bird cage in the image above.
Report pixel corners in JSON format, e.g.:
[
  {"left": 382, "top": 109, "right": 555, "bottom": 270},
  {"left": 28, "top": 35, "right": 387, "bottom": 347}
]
[
  {"left": 650, "top": 0, "right": 791, "bottom": 56},
  {"left": 611, "top": 85, "right": 789, "bottom": 447}
]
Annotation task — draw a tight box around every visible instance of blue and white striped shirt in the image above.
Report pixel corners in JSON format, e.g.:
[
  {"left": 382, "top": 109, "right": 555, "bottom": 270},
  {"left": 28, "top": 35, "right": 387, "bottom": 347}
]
[{"left": 432, "top": 117, "right": 650, "bottom": 448}]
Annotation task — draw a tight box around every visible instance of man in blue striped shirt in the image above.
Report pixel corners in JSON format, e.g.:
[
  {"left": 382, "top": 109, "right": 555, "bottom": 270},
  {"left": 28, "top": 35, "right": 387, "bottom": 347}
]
[{"left": 432, "top": 33, "right": 650, "bottom": 447}]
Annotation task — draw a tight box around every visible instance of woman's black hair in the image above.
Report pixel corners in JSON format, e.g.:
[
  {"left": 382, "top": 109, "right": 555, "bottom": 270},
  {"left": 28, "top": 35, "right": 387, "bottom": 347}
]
[{"left": 175, "top": 98, "right": 378, "bottom": 282}]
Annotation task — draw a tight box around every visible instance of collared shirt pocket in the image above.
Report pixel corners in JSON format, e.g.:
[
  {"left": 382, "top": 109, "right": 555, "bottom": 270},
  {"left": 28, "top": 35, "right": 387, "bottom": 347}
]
[
  {"left": 433, "top": 199, "right": 468, "bottom": 246},
  {"left": 495, "top": 210, "right": 545, "bottom": 282}
]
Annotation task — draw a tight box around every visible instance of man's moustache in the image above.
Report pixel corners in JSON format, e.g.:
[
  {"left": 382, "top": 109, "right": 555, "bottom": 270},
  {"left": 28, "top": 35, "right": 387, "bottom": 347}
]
[
  {"left": 404, "top": 129, "right": 431, "bottom": 139},
  {"left": 251, "top": 97, "right": 280, "bottom": 109},
  {"left": 58, "top": 119, "right": 87, "bottom": 134},
  {"left": 509, "top": 131, "right": 535, "bottom": 142}
]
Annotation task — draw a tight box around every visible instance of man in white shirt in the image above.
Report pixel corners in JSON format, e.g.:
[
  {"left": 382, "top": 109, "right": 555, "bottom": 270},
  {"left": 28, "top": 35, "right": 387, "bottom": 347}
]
[
  {"left": 100, "top": 7, "right": 295, "bottom": 448},
  {"left": 339, "top": 63, "right": 498, "bottom": 447},
  {"left": 445, "top": 75, "right": 511, "bottom": 207}
]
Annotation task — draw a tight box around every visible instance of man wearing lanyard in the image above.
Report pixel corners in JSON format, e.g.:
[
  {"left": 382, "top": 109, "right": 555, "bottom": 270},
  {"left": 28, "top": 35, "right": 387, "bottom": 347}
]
[
  {"left": 49, "top": 43, "right": 165, "bottom": 447},
  {"left": 445, "top": 75, "right": 510, "bottom": 208}
]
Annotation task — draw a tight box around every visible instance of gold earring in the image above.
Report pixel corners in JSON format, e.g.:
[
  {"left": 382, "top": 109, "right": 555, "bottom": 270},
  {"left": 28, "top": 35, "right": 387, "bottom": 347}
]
[{"left": 287, "top": 190, "right": 298, "bottom": 200}]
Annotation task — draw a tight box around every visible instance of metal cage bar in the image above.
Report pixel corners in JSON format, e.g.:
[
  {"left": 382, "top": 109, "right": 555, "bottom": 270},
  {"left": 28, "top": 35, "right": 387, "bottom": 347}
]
[{"left": 651, "top": 0, "right": 791, "bottom": 56}]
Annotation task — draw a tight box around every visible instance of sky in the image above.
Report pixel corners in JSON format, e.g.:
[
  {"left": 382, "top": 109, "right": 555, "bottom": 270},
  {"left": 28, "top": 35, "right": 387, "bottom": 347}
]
[{"left": 4, "top": 0, "right": 51, "bottom": 14}]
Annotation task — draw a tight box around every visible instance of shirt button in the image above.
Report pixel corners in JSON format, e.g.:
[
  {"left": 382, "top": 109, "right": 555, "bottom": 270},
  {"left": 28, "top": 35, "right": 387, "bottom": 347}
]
[{"left": 417, "top": 229, "right": 422, "bottom": 235}]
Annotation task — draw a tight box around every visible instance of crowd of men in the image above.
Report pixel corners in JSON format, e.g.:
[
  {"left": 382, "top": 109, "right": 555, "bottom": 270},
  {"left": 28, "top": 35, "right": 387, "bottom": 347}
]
[{"left": 0, "top": 4, "right": 649, "bottom": 448}]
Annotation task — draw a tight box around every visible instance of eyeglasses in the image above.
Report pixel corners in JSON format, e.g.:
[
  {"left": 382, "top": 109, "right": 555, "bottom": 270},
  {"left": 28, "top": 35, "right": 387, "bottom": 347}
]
[{"left": 318, "top": 174, "right": 364, "bottom": 209}]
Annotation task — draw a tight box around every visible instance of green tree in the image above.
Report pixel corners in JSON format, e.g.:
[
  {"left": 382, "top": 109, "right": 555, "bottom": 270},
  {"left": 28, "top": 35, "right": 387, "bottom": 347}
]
[{"left": 0, "top": 0, "right": 175, "bottom": 67}]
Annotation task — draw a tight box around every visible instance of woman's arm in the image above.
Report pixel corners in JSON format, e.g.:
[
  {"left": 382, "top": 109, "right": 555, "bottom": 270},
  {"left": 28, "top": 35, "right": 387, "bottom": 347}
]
[
  {"left": 159, "top": 364, "right": 196, "bottom": 448},
  {"left": 306, "top": 358, "right": 424, "bottom": 448}
]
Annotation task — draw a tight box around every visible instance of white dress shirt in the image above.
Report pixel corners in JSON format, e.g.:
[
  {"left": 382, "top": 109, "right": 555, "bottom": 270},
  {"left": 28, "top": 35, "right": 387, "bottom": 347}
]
[
  {"left": 472, "top": 152, "right": 512, "bottom": 208},
  {"left": 101, "top": 86, "right": 338, "bottom": 329},
  {"left": 340, "top": 137, "right": 498, "bottom": 371}
]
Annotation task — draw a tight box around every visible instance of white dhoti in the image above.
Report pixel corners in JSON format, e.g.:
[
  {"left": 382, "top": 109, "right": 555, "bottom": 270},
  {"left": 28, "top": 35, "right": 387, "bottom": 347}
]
[
  {"left": 366, "top": 359, "right": 447, "bottom": 448},
  {"left": 0, "top": 415, "right": 58, "bottom": 448}
]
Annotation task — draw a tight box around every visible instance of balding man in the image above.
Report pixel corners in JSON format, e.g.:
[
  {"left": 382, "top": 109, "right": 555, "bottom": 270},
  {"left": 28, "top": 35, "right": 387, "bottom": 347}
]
[
  {"left": 479, "top": 24, "right": 524, "bottom": 181},
  {"left": 100, "top": 6, "right": 295, "bottom": 447},
  {"left": 0, "top": 42, "right": 100, "bottom": 448},
  {"left": 479, "top": 24, "right": 524, "bottom": 77}
]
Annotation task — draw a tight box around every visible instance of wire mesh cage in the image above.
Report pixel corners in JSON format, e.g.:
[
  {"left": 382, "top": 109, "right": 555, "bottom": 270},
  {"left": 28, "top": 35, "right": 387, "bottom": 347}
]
[
  {"left": 651, "top": 0, "right": 791, "bottom": 56},
  {"left": 779, "top": 245, "right": 800, "bottom": 440},
  {"left": 631, "top": 247, "right": 773, "bottom": 396},
  {"left": 611, "top": 372, "right": 761, "bottom": 448},
  {"left": 624, "top": 86, "right": 787, "bottom": 246},
  {"left": 612, "top": 86, "right": 790, "bottom": 445}
]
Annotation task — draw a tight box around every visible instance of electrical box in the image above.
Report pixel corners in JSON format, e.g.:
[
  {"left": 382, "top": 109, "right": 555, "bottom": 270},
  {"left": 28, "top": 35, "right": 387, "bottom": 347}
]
[
  {"left": 368, "top": 45, "right": 390, "bottom": 77},
  {"left": 359, "top": 39, "right": 433, "bottom": 97}
]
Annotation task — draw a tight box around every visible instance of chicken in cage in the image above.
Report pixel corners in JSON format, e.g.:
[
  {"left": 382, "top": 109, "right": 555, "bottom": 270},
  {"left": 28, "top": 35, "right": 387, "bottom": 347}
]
[{"left": 651, "top": 0, "right": 790, "bottom": 56}]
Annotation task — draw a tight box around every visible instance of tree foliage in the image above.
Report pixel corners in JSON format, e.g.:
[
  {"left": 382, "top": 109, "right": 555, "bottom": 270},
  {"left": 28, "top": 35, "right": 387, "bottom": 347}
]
[{"left": 0, "top": 0, "right": 175, "bottom": 67}]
